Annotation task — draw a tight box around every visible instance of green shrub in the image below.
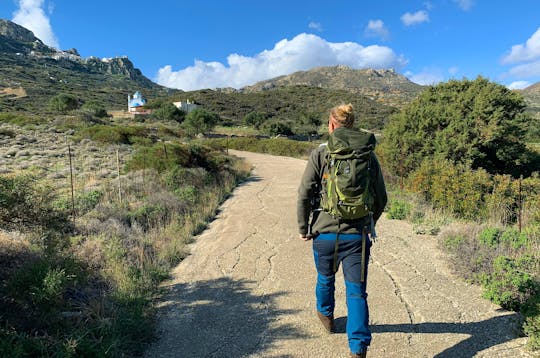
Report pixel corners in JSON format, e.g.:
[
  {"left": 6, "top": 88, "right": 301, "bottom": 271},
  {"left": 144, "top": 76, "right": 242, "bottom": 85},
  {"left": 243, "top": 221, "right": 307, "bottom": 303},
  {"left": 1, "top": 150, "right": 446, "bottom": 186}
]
[
  {"left": 0, "top": 175, "right": 69, "bottom": 233},
  {"left": 0, "top": 113, "right": 43, "bottom": 126},
  {"left": 480, "top": 255, "right": 539, "bottom": 311},
  {"left": 407, "top": 159, "right": 491, "bottom": 220},
  {"left": 204, "top": 136, "right": 317, "bottom": 158},
  {"left": 478, "top": 227, "right": 502, "bottom": 247},
  {"left": 76, "top": 124, "right": 150, "bottom": 145},
  {"left": 381, "top": 77, "right": 535, "bottom": 177},
  {"left": 151, "top": 103, "right": 185, "bottom": 122},
  {"left": 175, "top": 185, "right": 198, "bottom": 203},
  {"left": 386, "top": 199, "right": 411, "bottom": 220},
  {"left": 443, "top": 234, "right": 465, "bottom": 252},
  {"left": 81, "top": 101, "right": 108, "bottom": 118},
  {"left": 500, "top": 227, "right": 529, "bottom": 249},
  {"left": 523, "top": 295, "right": 540, "bottom": 350},
  {"left": 54, "top": 189, "right": 103, "bottom": 215},
  {"left": 262, "top": 120, "right": 294, "bottom": 136},
  {"left": 48, "top": 93, "right": 79, "bottom": 113}
]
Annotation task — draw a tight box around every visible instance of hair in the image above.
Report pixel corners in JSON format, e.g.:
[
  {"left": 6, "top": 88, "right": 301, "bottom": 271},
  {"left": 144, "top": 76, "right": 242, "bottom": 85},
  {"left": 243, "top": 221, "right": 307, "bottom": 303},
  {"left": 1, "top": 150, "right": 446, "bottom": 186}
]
[{"left": 330, "top": 103, "right": 355, "bottom": 128}]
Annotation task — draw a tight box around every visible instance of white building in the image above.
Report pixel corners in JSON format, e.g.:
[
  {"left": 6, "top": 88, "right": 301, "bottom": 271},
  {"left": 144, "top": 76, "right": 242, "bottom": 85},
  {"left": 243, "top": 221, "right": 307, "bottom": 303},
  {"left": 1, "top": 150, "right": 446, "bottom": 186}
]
[
  {"left": 173, "top": 99, "right": 198, "bottom": 113},
  {"left": 128, "top": 91, "right": 147, "bottom": 113}
]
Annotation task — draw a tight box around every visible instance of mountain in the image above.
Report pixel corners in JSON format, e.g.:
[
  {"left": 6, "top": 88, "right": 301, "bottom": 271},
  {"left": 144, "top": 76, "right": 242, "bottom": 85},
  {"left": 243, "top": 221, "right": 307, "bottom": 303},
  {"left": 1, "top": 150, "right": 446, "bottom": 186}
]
[
  {"left": 0, "top": 19, "right": 171, "bottom": 113},
  {"left": 242, "top": 65, "right": 425, "bottom": 108},
  {"left": 520, "top": 82, "right": 540, "bottom": 116},
  {"left": 176, "top": 85, "right": 398, "bottom": 131}
]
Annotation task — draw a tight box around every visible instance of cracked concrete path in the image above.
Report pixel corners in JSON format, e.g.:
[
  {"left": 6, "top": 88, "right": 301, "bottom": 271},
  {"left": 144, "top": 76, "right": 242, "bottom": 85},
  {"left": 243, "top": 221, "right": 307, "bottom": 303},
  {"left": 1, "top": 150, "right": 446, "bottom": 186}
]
[{"left": 144, "top": 150, "right": 532, "bottom": 358}]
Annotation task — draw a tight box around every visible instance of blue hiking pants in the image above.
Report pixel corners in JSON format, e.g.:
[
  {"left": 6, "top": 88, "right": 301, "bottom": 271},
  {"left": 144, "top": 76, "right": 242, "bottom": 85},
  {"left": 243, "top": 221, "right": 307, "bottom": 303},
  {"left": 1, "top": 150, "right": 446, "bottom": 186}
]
[{"left": 313, "top": 233, "right": 371, "bottom": 354}]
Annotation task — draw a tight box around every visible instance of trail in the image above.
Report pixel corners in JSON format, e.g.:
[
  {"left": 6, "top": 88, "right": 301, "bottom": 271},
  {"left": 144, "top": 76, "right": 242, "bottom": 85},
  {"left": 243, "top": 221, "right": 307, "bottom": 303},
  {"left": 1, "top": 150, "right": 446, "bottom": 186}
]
[{"left": 144, "top": 150, "right": 531, "bottom": 358}]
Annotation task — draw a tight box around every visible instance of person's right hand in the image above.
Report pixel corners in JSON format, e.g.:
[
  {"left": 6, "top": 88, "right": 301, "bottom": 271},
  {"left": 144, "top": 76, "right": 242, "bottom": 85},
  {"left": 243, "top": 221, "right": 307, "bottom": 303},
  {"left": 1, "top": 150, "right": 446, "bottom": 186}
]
[{"left": 298, "top": 234, "right": 312, "bottom": 241}]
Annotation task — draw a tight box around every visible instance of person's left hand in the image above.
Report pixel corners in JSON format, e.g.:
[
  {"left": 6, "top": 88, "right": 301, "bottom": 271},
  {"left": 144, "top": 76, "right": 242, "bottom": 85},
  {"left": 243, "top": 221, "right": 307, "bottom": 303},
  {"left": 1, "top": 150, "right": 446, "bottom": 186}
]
[{"left": 299, "top": 234, "right": 312, "bottom": 241}]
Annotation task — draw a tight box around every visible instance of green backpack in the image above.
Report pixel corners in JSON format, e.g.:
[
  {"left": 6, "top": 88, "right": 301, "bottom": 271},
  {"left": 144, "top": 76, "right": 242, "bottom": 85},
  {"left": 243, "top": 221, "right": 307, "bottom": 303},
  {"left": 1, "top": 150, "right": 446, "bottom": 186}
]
[{"left": 320, "top": 127, "right": 376, "bottom": 221}]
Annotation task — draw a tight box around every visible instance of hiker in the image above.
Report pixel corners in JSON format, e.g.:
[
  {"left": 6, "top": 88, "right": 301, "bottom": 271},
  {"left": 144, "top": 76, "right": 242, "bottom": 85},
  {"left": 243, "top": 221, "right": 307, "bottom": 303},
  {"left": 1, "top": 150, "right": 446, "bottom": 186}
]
[{"left": 297, "top": 103, "right": 387, "bottom": 358}]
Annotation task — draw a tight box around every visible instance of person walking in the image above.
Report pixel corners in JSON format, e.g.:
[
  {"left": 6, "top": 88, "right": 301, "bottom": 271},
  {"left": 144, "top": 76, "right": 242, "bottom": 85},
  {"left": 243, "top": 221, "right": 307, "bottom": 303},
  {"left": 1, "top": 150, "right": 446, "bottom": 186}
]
[{"left": 297, "top": 103, "right": 387, "bottom": 357}]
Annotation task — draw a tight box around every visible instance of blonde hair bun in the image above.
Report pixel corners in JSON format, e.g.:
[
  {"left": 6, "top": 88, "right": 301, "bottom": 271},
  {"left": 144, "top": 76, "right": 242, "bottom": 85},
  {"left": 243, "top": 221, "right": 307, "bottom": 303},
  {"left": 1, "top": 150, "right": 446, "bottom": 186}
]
[{"left": 331, "top": 103, "right": 355, "bottom": 127}]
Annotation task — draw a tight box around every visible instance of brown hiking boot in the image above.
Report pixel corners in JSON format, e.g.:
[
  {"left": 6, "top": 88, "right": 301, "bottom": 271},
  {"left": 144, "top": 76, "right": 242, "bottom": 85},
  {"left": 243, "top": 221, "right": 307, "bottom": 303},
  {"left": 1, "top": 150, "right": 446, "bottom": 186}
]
[
  {"left": 316, "top": 311, "right": 335, "bottom": 333},
  {"left": 350, "top": 352, "right": 367, "bottom": 358}
]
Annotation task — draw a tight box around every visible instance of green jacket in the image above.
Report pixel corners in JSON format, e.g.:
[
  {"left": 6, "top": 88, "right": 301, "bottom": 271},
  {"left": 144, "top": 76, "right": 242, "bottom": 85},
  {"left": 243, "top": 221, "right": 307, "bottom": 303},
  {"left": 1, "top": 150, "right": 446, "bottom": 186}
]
[{"left": 297, "top": 127, "right": 387, "bottom": 236}]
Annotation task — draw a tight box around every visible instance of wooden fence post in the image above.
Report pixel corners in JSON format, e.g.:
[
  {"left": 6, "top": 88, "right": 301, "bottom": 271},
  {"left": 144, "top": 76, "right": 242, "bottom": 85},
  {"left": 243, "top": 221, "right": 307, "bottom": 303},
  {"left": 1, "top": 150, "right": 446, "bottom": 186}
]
[
  {"left": 68, "top": 144, "right": 76, "bottom": 223},
  {"left": 116, "top": 148, "right": 122, "bottom": 203}
]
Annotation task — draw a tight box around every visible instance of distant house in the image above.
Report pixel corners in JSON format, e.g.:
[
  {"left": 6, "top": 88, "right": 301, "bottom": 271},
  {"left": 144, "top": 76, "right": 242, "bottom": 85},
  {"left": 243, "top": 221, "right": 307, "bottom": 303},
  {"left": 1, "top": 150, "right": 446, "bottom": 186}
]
[
  {"left": 128, "top": 91, "right": 147, "bottom": 113},
  {"left": 173, "top": 99, "right": 198, "bottom": 113}
]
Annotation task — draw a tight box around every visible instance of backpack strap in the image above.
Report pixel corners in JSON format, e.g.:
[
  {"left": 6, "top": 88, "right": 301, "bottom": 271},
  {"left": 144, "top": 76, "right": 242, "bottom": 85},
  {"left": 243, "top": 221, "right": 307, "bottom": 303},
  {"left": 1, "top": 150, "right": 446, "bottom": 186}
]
[
  {"left": 360, "top": 226, "right": 368, "bottom": 282},
  {"left": 332, "top": 219, "right": 340, "bottom": 273}
]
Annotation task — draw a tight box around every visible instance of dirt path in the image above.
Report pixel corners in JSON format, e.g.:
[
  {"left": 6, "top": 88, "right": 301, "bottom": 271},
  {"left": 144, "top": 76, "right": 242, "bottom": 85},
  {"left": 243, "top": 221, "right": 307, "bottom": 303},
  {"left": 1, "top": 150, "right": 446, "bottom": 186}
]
[{"left": 144, "top": 150, "right": 532, "bottom": 358}]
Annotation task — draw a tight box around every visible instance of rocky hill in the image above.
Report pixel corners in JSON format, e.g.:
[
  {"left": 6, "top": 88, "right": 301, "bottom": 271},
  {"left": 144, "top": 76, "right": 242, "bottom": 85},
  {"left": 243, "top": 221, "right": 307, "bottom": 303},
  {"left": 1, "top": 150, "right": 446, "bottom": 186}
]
[
  {"left": 0, "top": 19, "right": 171, "bottom": 112},
  {"left": 520, "top": 82, "right": 540, "bottom": 116},
  {"left": 242, "top": 65, "right": 424, "bottom": 108}
]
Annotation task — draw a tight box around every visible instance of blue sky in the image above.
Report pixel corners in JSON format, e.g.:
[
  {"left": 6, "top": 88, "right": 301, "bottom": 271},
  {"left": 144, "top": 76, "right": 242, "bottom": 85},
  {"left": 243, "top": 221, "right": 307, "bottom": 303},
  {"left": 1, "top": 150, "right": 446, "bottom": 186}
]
[{"left": 1, "top": 0, "right": 540, "bottom": 91}]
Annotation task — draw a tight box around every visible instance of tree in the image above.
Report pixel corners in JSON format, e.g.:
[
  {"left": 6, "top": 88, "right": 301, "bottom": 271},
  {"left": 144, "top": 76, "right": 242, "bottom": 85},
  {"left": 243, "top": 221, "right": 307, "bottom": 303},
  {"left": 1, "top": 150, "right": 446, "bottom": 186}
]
[
  {"left": 263, "top": 120, "right": 294, "bottom": 137},
  {"left": 381, "top": 77, "right": 535, "bottom": 177},
  {"left": 151, "top": 103, "right": 185, "bottom": 123},
  {"left": 182, "top": 108, "right": 220, "bottom": 137},
  {"left": 244, "top": 111, "right": 268, "bottom": 129},
  {"left": 81, "top": 101, "right": 108, "bottom": 118},
  {"left": 48, "top": 93, "right": 79, "bottom": 113}
]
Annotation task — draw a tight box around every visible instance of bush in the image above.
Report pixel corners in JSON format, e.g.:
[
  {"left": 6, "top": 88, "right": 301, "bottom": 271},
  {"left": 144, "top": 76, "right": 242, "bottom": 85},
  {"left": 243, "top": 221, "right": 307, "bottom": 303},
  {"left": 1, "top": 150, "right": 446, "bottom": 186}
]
[
  {"left": 381, "top": 77, "right": 536, "bottom": 177},
  {"left": 204, "top": 136, "right": 317, "bottom": 158},
  {"left": 81, "top": 101, "right": 108, "bottom": 118},
  {"left": 182, "top": 108, "right": 220, "bottom": 137},
  {"left": 151, "top": 103, "right": 185, "bottom": 123},
  {"left": 407, "top": 159, "right": 491, "bottom": 219},
  {"left": 0, "top": 175, "right": 69, "bottom": 233},
  {"left": 480, "top": 255, "right": 539, "bottom": 311},
  {"left": 386, "top": 199, "right": 411, "bottom": 220},
  {"left": 77, "top": 124, "right": 150, "bottom": 145},
  {"left": 500, "top": 227, "right": 529, "bottom": 249},
  {"left": 54, "top": 189, "right": 103, "bottom": 215},
  {"left": 478, "top": 227, "right": 502, "bottom": 248},
  {"left": 262, "top": 120, "right": 294, "bottom": 137},
  {"left": 523, "top": 296, "right": 540, "bottom": 350},
  {"left": 244, "top": 111, "right": 268, "bottom": 129},
  {"left": 443, "top": 234, "right": 465, "bottom": 252},
  {"left": 48, "top": 93, "right": 79, "bottom": 113}
]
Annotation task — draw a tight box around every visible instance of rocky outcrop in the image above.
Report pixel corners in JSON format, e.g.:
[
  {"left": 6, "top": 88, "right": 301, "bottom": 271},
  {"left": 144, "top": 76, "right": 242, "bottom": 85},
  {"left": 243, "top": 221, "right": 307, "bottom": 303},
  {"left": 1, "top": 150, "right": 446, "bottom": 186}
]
[
  {"left": 242, "top": 65, "right": 425, "bottom": 107},
  {"left": 0, "top": 19, "right": 53, "bottom": 54}
]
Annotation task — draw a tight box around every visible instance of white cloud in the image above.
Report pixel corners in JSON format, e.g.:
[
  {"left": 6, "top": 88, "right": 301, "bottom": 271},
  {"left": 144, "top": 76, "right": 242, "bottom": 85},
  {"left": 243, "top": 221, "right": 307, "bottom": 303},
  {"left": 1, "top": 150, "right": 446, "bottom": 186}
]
[
  {"left": 308, "top": 21, "right": 322, "bottom": 32},
  {"left": 501, "top": 27, "right": 540, "bottom": 64},
  {"left": 507, "top": 81, "right": 531, "bottom": 90},
  {"left": 506, "top": 60, "right": 540, "bottom": 78},
  {"left": 454, "top": 0, "right": 474, "bottom": 11},
  {"left": 156, "top": 33, "right": 407, "bottom": 91},
  {"left": 12, "top": 0, "right": 59, "bottom": 48},
  {"left": 405, "top": 68, "right": 444, "bottom": 85},
  {"left": 401, "top": 10, "right": 429, "bottom": 26},
  {"left": 364, "top": 19, "right": 390, "bottom": 41}
]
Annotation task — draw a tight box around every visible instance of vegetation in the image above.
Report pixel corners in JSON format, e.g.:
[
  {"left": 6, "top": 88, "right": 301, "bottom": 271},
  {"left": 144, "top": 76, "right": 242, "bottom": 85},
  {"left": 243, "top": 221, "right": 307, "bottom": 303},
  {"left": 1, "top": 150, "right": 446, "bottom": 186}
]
[
  {"left": 182, "top": 108, "right": 220, "bottom": 137},
  {"left": 48, "top": 93, "right": 79, "bottom": 113},
  {"left": 150, "top": 103, "right": 185, "bottom": 123},
  {"left": 381, "top": 77, "right": 539, "bottom": 178},
  {"left": 204, "top": 136, "right": 318, "bottom": 159},
  {"left": 0, "top": 142, "right": 249, "bottom": 357},
  {"left": 173, "top": 85, "right": 397, "bottom": 132}
]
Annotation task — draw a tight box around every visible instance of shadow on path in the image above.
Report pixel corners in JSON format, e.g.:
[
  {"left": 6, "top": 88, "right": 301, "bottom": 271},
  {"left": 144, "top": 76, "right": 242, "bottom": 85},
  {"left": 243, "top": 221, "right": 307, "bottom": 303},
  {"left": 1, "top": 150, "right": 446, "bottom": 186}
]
[
  {"left": 150, "top": 277, "right": 307, "bottom": 357},
  {"left": 370, "top": 313, "right": 524, "bottom": 357}
]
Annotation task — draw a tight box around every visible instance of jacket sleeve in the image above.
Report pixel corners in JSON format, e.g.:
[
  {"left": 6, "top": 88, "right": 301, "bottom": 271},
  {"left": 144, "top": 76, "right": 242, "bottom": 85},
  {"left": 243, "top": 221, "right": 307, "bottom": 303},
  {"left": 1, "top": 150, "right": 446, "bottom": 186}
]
[
  {"left": 371, "top": 153, "right": 387, "bottom": 223},
  {"left": 297, "top": 147, "right": 323, "bottom": 235}
]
